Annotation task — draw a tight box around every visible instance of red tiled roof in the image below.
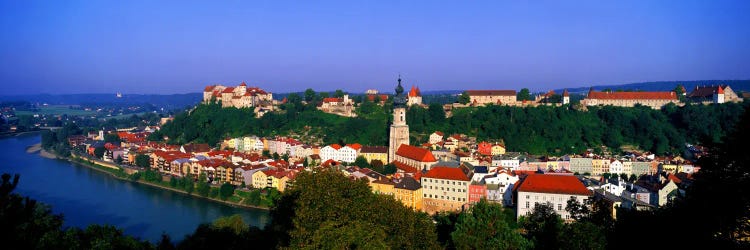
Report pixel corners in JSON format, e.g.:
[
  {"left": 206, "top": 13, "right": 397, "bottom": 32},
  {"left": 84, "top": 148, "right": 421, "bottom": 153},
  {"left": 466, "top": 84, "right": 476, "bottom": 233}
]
[
  {"left": 587, "top": 90, "right": 677, "bottom": 100},
  {"left": 392, "top": 160, "right": 419, "bottom": 173},
  {"left": 221, "top": 87, "right": 235, "bottom": 93},
  {"left": 423, "top": 166, "right": 471, "bottom": 181},
  {"left": 366, "top": 94, "right": 389, "bottom": 102},
  {"left": 329, "top": 144, "right": 342, "bottom": 150},
  {"left": 466, "top": 90, "right": 516, "bottom": 96},
  {"left": 346, "top": 143, "right": 362, "bottom": 150},
  {"left": 408, "top": 86, "right": 421, "bottom": 97},
  {"left": 204, "top": 85, "right": 216, "bottom": 91},
  {"left": 396, "top": 144, "right": 436, "bottom": 162},
  {"left": 434, "top": 131, "right": 444, "bottom": 136},
  {"left": 563, "top": 89, "right": 569, "bottom": 97},
  {"left": 516, "top": 174, "right": 591, "bottom": 196},
  {"left": 323, "top": 97, "right": 343, "bottom": 103},
  {"left": 239, "top": 82, "right": 247, "bottom": 86}
]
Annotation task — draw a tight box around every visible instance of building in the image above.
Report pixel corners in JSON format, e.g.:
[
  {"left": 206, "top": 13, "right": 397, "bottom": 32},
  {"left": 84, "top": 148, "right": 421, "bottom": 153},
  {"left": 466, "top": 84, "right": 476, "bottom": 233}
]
[
  {"left": 515, "top": 174, "right": 591, "bottom": 221},
  {"left": 465, "top": 90, "right": 517, "bottom": 106},
  {"left": 569, "top": 157, "right": 593, "bottom": 174},
  {"left": 582, "top": 89, "right": 679, "bottom": 109},
  {"left": 393, "top": 144, "right": 438, "bottom": 172},
  {"left": 360, "top": 146, "right": 388, "bottom": 164},
  {"left": 407, "top": 85, "right": 423, "bottom": 106},
  {"left": 687, "top": 85, "right": 743, "bottom": 104},
  {"left": 394, "top": 177, "right": 423, "bottom": 211},
  {"left": 318, "top": 95, "right": 355, "bottom": 117},
  {"left": 203, "top": 83, "right": 274, "bottom": 110},
  {"left": 562, "top": 89, "right": 570, "bottom": 105},
  {"left": 421, "top": 165, "right": 473, "bottom": 214},
  {"left": 429, "top": 131, "right": 444, "bottom": 144},
  {"left": 389, "top": 76, "right": 410, "bottom": 162}
]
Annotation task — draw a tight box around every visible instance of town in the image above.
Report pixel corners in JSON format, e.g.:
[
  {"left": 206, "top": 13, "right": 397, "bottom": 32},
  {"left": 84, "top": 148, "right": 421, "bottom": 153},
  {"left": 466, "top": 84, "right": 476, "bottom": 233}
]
[{"left": 56, "top": 77, "right": 736, "bottom": 222}]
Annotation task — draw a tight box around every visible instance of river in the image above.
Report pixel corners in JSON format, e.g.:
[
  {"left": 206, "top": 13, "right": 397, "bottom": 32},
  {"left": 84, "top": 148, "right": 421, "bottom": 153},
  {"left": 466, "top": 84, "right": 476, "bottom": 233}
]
[{"left": 0, "top": 134, "right": 270, "bottom": 242}]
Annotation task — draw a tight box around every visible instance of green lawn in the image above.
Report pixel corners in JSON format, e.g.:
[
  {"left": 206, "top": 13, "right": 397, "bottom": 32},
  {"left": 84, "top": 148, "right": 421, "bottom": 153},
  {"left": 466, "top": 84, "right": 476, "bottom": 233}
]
[{"left": 16, "top": 105, "right": 96, "bottom": 116}]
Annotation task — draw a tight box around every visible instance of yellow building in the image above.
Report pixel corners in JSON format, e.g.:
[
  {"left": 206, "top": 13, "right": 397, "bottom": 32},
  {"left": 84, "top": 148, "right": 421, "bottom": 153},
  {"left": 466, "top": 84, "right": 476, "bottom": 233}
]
[
  {"left": 491, "top": 144, "right": 506, "bottom": 155},
  {"left": 394, "top": 177, "right": 423, "bottom": 211},
  {"left": 252, "top": 170, "right": 269, "bottom": 189},
  {"left": 660, "top": 164, "right": 677, "bottom": 174},
  {"left": 370, "top": 179, "right": 395, "bottom": 196},
  {"left": 592, "top": 159, "right": 610, "bottom": 176},
  {"left": 223, "top": 138, "right": 236, "bottom": 149},
  {"left": 360, "top": 146, "right": 388, "bottom": 165}
]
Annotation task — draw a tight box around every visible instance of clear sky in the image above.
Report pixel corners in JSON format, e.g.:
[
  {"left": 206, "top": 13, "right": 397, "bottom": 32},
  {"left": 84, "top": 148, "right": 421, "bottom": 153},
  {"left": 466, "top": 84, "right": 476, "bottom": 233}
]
[{"left": 1, "top": 0, "right": 749, "bottom": 95}]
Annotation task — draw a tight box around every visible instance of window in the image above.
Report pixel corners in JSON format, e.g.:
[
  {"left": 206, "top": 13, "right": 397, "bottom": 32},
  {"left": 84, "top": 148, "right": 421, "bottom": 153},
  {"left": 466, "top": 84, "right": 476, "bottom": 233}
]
[
  {"left": 558, "top": 204, "right": 562, "bottom": 211},
  {"left": 525, "top": 201, "right": 529, "bottom": 208}
]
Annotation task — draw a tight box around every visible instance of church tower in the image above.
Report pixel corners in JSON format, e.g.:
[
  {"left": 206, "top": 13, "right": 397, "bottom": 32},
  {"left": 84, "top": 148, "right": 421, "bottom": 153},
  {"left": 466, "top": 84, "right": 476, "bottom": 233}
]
[{"left": 389, "top": 76, "right": 410, "bottom": 163}]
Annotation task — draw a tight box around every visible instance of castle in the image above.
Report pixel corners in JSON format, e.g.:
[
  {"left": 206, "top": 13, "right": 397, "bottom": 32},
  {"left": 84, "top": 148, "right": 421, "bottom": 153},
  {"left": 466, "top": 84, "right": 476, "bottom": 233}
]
[{"left": 203, "top": 82, "right": 274, "bottom": 116}]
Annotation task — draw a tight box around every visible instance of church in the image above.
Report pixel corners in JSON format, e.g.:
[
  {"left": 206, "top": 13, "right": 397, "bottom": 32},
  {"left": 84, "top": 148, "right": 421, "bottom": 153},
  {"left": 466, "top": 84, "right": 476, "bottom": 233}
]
[{"left": 389, "top": 77, "right": 437, "bottom": 174}]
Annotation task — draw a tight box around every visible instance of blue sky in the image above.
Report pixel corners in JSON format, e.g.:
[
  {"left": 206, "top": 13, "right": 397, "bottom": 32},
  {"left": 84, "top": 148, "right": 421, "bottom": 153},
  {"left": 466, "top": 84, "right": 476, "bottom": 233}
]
[{"left": 1, "top": 0, "right": 749, "bottom": 95}]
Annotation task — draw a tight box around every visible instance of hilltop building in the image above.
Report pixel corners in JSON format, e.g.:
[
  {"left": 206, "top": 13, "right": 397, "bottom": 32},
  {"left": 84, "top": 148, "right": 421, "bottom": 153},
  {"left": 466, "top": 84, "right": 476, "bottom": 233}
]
[
  {"left": 581, "top": 89, "right": 679, "bottom": 109},
  {"left": 318, "top": 94, "right": 355, "bottom": 117},
  {"left": 203, "top": 82, "right": 274, "bottom": 115},
  {"left": 389, "top": 76, "right": 410, "bottom": 163},
  {"left": 687, "top": 85, "right": 743, "bottom": 104},
  {"left": 465, "top": 90, "right": 517, "bottom": 106},
  {"left": 407, "top": 85, "right": 423, "bottom": 106}
]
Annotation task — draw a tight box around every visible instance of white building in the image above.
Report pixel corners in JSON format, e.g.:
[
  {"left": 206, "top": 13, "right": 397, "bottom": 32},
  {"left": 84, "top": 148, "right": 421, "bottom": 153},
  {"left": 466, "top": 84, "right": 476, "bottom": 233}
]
[
  {"left": 429, "top": 131, "right": 445, "bottom": 144},
  {"left": 516, "top": 174, "right": 591, "bottom": 221}
]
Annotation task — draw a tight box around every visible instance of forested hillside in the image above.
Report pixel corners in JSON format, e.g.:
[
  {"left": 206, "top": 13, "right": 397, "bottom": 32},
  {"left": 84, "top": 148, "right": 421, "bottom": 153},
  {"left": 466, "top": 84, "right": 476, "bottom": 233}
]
[{"left": 154, "top": 97, "right": 747, "bottom": 155}]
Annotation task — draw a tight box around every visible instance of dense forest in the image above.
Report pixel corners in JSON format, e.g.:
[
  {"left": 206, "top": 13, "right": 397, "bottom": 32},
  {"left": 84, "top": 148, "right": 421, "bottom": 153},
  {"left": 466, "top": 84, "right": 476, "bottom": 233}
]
[{"left": 154, "top": 91, "right": 747, "bottom": 155}]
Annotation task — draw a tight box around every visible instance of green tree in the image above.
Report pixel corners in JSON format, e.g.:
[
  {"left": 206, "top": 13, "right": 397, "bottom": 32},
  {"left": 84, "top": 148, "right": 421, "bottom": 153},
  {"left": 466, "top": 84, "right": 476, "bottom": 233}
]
[
  {"left": 521, "top": 203, "right": 562, "bottom": 250},
  {"left": 246, "top": 189, "right": 262, "bottom": 206},
  {"left": 219, "top": 182, "right": 234, "bottom": 200},
  {"left": 183, "top": 174, "right": 195, "bottom": 194},
  {"left": 304, "top": 88, "right": 316, "bottom": 102},
  {"left": 458, "top": 91, "right": 470, "bottom": 104},
  {"left": 334, "top": 89, "right": 345, "bottom": 98},
  {"left": 354, "top": 156, "right": 369, "bottom": 168},
  {"left": 94, "top": 146, "right": 106, "bottom": 159},
  {"left": 559, "top": 221, "right": 606, "bottom": 250},
  {"left": 104, "top": 133, "right": 121, "bottom": 143},
  {"left": 135, "top": 154, "right": 150, "bottom": 168},
  {"left": 452, "top": 199, "right": 531, "bottom": 250},
  {"left": 269, "top": 169, "right": 438, "bottom": 249},
  {"left": 518, "top": 88, "right": 532, "bottom": 101},
  {"left": 212, "top": 214, "right": 248, "bottom": 235},
  {"left": 197, "top": 173, "right": 210, "bottom": 197}
]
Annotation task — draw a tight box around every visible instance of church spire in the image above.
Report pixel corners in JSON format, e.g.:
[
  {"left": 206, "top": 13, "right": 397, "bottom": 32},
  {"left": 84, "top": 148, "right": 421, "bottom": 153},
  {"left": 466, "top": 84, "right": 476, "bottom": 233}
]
[{"left": 395, "top": 75, "right": 404, "bottom": 95}]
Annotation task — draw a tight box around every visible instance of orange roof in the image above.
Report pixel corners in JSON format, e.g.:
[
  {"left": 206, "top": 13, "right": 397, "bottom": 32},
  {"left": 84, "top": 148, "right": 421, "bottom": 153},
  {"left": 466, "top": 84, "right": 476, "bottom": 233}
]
[
  {"left": 366, "top": 94, "right": 389, "bottom": 102},
  {"left": 396, "top": 144, "right": 436, "bottom": 162},
  {"left": 717, "top": 86, "right": 724, "bottom": 94},
  {"left": 204, "top": 85, "right": 216, "bottom": 91},
  {"left": 587, "top": 90, "right": 677, "bottom": 100},
  {"left": 563, "top": 89, "right": 569, "bottom": 97},
  {"left": 433, "top": 131, "right": 444, "bottom": 136},
  {"left": 346, "top": 143, "right": 362, "bottom": 150},
  {"left": 423, "top": 166, "right": 471, "bottom": 181},
  {"left": 408, "top": 85, "right": 421, "bottom": 97},
  {"left": 516, "top": 174, "right": 590, "bottom": 196},
  {"left": 329, "top": 144, "right": 342, "bottom": 150},
  {"left": 323, "top": 97, "right": 343, "bottom": 103},
  {"left": 221, "top": 87, "right": 235, "bottom": 93}
]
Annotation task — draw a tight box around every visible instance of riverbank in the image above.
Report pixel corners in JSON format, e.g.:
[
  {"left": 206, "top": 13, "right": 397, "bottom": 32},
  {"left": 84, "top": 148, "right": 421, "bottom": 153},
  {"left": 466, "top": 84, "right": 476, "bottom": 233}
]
[{"left": 31, "top": 146, "right": 270, "bottom": 211}]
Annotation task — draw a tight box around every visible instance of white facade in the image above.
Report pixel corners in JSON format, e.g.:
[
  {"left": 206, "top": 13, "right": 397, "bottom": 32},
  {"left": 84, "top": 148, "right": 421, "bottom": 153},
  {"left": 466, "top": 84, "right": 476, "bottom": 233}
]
[
  {"left": 320, "top": 146, "right": 338, "bottom": 162},
  {"left": 338, "top": 146, "right": 359, "bottom": 163},
  {"left": 517, "top": 192, "right": 589, "bottom": 221},
  {"left": 609, "top": 160, "right": 624, "bottom": 174},
  {"left": 429, "top": 132, "right": 444, "bottom": 144},
  {"left": 483, "top": 171, "right": 519, "bottom": 206},
  {"left": 500, "top": 159, "right": 520, "bottom": 170}
]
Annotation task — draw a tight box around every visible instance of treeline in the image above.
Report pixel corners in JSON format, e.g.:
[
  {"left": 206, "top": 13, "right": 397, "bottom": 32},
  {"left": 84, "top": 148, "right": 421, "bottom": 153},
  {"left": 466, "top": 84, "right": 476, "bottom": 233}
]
[
  {"left": 153, "top": 98, "right": 391, "bottom": 146},
  {"left": 155, "top": 92, "right": 746, "bottom": 155},
  {"left": 412, "top": 102, "right": 747, "bottom": 155}
]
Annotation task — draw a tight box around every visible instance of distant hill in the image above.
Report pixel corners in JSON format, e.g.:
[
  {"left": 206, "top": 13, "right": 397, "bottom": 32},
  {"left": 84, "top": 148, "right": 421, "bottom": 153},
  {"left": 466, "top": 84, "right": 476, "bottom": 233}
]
[
  {"left": 0, "top": 93, "right": 202, "bottom": 111},
  {"left": 556, "top": 80, "right": 750, "bottom": 94}
]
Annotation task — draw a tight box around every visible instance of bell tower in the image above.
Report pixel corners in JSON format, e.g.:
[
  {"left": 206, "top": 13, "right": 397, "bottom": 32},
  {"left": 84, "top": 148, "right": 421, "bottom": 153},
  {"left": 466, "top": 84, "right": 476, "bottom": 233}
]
[{"left": 389, "top": 76, "right": 410, "bottom": 162}]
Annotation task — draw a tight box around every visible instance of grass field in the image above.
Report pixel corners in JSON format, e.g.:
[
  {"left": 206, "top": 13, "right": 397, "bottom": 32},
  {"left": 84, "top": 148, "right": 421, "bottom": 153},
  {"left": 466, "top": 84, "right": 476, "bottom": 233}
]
[{"left": 15, "top": 105, "right": 97, "bottom": 116}]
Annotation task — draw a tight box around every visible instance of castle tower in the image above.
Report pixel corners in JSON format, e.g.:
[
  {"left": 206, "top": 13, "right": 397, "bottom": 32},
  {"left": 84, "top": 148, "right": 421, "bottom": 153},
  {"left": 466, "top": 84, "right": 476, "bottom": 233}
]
[
  {"left": 562, "top": 89, "right": 570, "bottom": 105},
  {"left": 389, "top": 76, "right": 410, "bottom": 162}
]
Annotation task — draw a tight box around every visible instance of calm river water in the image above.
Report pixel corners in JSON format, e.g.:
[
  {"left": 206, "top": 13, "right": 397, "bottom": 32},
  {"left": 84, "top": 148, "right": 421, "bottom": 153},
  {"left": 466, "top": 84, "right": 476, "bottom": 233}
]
[{"left": 0, "top": 134, "right": 269, "bottom": 242}]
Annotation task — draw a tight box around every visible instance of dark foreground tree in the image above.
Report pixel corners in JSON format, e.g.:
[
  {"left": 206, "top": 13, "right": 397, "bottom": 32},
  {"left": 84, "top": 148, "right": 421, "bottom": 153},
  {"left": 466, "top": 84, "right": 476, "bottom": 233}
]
[{"left": 452, "top": 199, "right": 531, "bottom": 250}]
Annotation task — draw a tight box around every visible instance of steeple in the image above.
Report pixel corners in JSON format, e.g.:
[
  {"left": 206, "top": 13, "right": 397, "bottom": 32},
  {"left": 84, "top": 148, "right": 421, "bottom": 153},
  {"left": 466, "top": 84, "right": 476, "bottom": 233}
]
[
  {"left": 393, "top": 75, "right": 407, "bottom": 107},
  {"left": 395, "top": 75, "right": 404, "bottom": 95}
]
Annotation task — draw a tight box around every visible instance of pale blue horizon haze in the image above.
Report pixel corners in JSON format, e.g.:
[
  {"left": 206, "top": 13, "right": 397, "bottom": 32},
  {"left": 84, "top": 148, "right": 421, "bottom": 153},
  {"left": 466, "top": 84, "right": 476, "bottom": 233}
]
[{"left": 1, "top": 0, "right": 749, "bottom": 95}]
